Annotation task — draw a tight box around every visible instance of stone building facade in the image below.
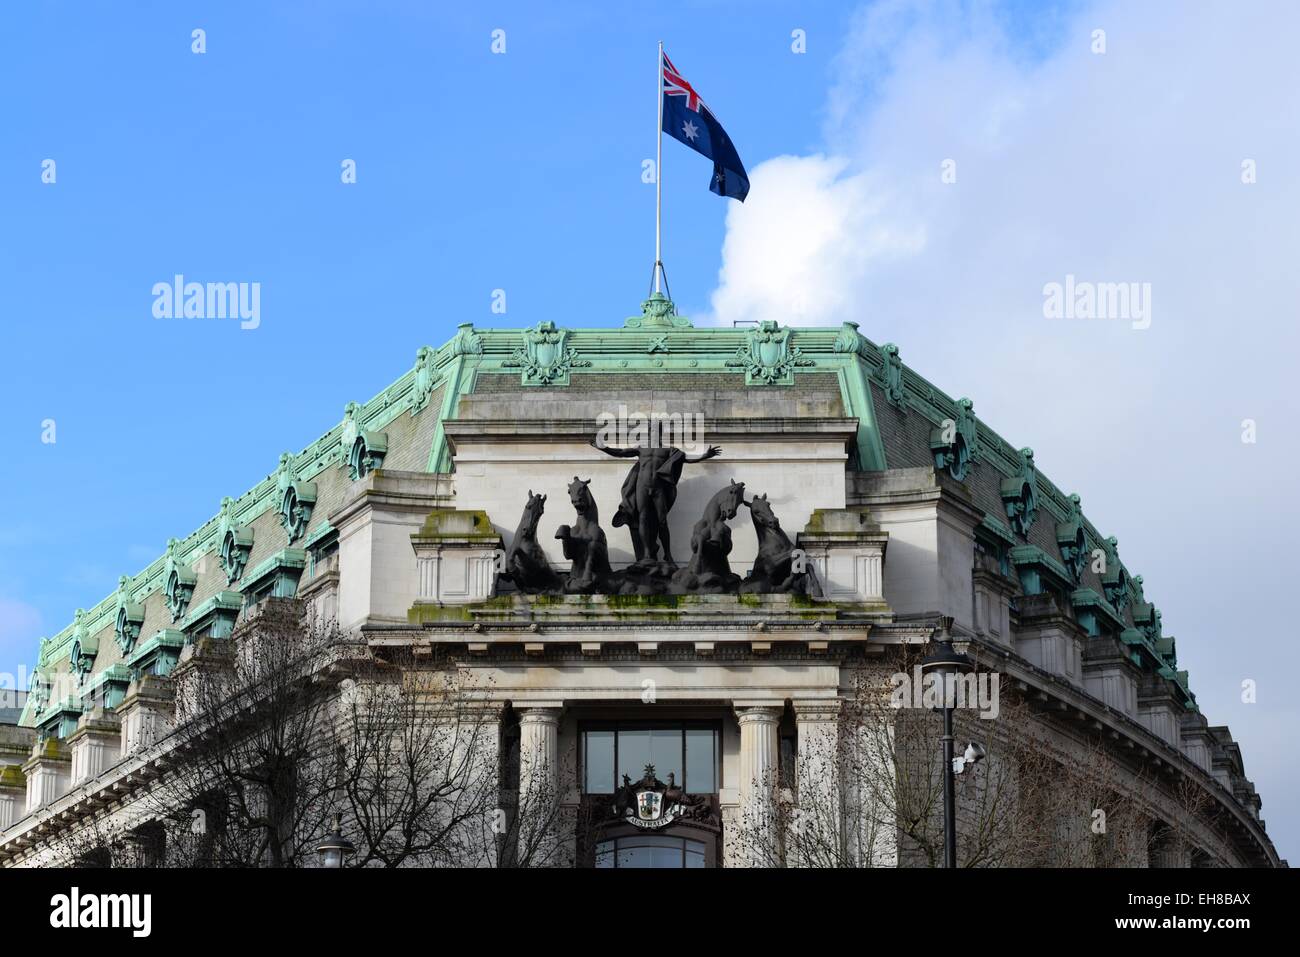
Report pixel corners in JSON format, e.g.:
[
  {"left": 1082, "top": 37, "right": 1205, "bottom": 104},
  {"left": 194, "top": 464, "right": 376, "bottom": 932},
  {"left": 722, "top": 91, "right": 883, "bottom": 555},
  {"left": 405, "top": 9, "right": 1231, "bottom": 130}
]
[{"left": 0, "top": 298, "right": 1281, "bottom": 867}]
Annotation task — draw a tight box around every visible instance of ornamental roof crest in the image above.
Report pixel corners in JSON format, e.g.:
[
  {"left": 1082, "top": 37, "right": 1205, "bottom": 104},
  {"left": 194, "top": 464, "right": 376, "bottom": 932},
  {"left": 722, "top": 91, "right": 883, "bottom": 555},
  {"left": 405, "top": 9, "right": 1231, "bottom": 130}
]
[
  {"left": 503, "top": 320, "right": 590, "bottom": 386},
  {"left": 726, "top": 320, "right": 813, "bottom": 385}
]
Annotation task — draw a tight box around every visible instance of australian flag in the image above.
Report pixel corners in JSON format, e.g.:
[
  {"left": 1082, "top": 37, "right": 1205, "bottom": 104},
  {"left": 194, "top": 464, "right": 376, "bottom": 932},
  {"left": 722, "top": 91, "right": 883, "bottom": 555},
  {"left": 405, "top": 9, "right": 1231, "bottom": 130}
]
[{"left": 662, "top": 50, "right": 750, "bottom": 201}]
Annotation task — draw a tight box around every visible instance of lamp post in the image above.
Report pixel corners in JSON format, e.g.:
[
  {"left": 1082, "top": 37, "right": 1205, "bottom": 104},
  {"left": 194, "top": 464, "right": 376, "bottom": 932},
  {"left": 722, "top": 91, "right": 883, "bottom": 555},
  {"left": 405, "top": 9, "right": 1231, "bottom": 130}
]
[
  {"left": 316, "top": 813, "right": 355, "bottom": 869},
  {"left": 919, "top": 615, "right": 973, "bottom": 869}
]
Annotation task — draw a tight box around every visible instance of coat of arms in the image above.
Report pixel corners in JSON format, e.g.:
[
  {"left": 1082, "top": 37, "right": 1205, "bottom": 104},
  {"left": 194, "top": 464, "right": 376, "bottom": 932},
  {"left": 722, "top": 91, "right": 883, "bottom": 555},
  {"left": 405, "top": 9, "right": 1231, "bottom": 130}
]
[
  {"left": 503, "top": 320, "right": 591, "bottom": 386},
  {"left": 611, "top": 764, "right": 716, "bottom": 830},
  {"left": 726, "top": 320, "right": 813, "bottom": 386}
]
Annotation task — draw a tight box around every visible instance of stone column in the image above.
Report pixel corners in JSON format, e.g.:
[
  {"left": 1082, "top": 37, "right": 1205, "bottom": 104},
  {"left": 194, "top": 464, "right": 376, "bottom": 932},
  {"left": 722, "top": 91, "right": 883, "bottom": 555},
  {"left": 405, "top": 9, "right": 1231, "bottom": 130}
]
[
  {"left": 841, "top": 669, "right": 899, "bottom": 868},
  {"left": 455, "top": 700, "right": 504, "bottom": 866},
  {"left": 792, "top": 699, "right": 843, "bottom": 867},
  {"left": 515, "top": 705, "right": 562, "bottom": 866},
  {"left": 734, "top": 704, "right": 782, "bottom": 866}
]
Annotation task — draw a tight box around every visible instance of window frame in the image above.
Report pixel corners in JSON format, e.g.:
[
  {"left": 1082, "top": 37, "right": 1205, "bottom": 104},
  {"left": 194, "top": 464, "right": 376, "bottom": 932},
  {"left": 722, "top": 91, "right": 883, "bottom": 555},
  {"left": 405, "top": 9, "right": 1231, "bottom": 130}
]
[{"left": 579, "top": 719, "right": 722, "bottom": 796}]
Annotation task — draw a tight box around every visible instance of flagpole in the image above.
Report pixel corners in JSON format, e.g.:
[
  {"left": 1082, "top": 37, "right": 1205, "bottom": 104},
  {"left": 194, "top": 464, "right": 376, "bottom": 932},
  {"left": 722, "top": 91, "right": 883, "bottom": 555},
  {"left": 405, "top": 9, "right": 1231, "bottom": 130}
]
[{"left": 654, "top": 39, "right": 663, "bottom": 294}]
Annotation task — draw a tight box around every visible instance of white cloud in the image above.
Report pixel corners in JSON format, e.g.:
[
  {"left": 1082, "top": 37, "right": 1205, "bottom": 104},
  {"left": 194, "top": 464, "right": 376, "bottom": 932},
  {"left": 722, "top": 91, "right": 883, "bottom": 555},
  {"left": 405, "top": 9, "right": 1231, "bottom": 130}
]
[
  {"left": 708, "top": 155, "right": 926, "bottom": 326},
  {"left": 708, "top": 0, "right": 1300, "bottom": 856}
]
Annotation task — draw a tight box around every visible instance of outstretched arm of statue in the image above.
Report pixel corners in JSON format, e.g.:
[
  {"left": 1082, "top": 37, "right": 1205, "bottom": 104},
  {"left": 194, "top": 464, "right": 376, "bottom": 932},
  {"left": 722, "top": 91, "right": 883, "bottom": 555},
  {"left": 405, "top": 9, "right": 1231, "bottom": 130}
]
[
  {"left": 590, "top": 437, "right": 639, "bottom": 457},
  {"left": 684, "top": 445, "right": 723, "bottom": 462}
]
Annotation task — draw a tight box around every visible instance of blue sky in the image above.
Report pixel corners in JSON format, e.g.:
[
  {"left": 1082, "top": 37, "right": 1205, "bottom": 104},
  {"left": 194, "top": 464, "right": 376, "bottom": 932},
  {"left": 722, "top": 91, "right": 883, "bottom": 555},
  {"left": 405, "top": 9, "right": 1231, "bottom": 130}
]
[
  {"left": 3, "top": 0, "right": 1296, "bottom": 858},
  {"left": 0, "top": 0, "right": 862, "bottom": 661},
  {"left": 0, "top": 0, "right": 1072, "bottom": 668}
]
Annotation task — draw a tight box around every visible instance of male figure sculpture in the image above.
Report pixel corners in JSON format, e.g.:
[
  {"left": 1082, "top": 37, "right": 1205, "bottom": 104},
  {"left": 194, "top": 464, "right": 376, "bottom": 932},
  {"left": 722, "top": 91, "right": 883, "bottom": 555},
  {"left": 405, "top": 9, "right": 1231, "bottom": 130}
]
[{"left": 590, "top": 437, "right": 721, "bottom": 564}]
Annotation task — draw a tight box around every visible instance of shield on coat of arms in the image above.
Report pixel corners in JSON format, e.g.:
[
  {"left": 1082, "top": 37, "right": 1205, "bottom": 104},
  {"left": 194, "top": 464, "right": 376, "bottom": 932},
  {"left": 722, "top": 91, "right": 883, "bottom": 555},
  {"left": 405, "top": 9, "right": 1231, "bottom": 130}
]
[
  {"left": 636, "top": 790, "right": 663, "bottom": 822},
  {"left": 757, "top": 331, "right": 784, "bottom": 368},
  {"left": 534, "top": 337, "right": 559, "bottom": 371}
]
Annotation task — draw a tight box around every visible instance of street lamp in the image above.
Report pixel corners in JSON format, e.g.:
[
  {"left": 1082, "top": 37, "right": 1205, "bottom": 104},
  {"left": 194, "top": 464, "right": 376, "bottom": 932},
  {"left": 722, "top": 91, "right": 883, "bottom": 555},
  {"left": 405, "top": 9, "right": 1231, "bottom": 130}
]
[
  {"left": 316, "top": 813, "right": 355, "bottom": 869},
  {"left": 919, "top": 615, "right": 973, "bottom": 869}
]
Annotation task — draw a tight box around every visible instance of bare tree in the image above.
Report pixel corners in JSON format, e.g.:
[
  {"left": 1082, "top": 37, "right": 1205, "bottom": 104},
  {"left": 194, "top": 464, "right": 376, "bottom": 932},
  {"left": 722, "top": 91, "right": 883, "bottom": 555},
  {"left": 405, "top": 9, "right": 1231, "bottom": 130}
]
[
  {"left": 110, "top": 601, "right": 503, "bottom": 868},
  {"left": 732, "top": 650, "right": 1192, "bottom": 868},
  {"left": 337, "top": 654, "right": 499, "bottom": 867}
]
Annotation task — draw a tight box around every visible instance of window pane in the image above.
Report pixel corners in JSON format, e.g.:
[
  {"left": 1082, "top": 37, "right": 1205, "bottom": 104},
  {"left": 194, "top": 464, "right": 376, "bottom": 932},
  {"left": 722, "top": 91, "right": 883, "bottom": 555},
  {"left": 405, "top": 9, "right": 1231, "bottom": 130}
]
[
  {"left": 617, "top": 729, "right": 651, "bottom": 784},
  {"left": 650, "top": 728, "right": 682, "bottom": 785},
  {"left": 583, "top": 730, "right": 615, "bottom": 794},
  {"left": 685, "top": 839, "right": 706, "bottom": 868},
  {"left": 685, "top": 728, "right": 717, "bottom": 793},
  {"left": 610, "top": 836, "right": 690, "bottom": 868},
  {"left": 595, "top": 842, "right": 614, "bottom": 868}
]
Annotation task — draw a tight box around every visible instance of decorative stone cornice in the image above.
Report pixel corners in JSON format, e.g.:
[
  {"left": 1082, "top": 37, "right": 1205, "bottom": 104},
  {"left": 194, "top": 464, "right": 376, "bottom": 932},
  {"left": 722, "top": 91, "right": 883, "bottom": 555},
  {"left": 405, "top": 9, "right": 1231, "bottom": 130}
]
[
  {"left": 874, "top": 342, "right": 905, "bottom": 406},
  {"left": 831, "top": 321, "right": 871, "bottom": 359},
  {"left": 180, "top": 590, "right": 243, "bottom": 642},
  {"left": 125, "top": 630, "right": 186, "bottom": 679},
  {"left": 79, "top": 663, "right": 132, "bottom": 711},
  {"left": 929, "top": 397, "right": 978, "bottom": 481},
  {"left": 241, "top": 548, "right": 307, "bottom": 600},
  {"left": 68, "top": 609, "right": 97, "bottom": 684},
  {"left": 163, "top": 538, "right": 197, "bottom": 621},
  {"left": 1070, "top": 587, "right": 1126, "bottom": 636},
  {"left": 113, "top": 576, "right": 145, "bottom": 656},
  {"left": 1009, "top": 544, "right": 1074, "bottom": 597},
  {"left": 348, "top": 428, "right": 388, "bottom": 480},
  {"left": 409, "top": 345, "right": 438, "bottom": 414},
  {"left": 1100, "top": 537, "right": 1130, "bottom": 613},
  {"left": 999, "top": 448, "right": 1039, "bottom": 538},
  {"left": 217, "top": 496, "right": 254, "bottom": 584},
  {"left": 1055, "top": 493, "right": 1087, "bottom": 584}
]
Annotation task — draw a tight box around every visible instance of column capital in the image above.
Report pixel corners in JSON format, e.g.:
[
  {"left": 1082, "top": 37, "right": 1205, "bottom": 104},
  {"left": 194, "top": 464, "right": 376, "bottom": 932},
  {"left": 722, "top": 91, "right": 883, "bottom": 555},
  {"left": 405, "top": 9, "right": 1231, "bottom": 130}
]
[
  {"left": 733, "top": 703, "right": 783, "bottom": 724},
  {"left": 516, "top": 704, "right": 563, "bottom": 727}
]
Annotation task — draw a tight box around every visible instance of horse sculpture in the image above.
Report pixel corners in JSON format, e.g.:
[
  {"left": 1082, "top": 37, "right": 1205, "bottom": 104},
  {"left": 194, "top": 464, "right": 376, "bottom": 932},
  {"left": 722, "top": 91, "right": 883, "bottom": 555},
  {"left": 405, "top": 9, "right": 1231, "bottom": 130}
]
[
  {"left": 500, "top": 490, "right": 563, "bottom": 594},
  {"left": 555, "top": 476, "right": 613, "bottom": 593},
  {"left": 740, "top": 492, "right": 822, "bottom": 597},
  {"left": 671, "top": 479, "right": 746, "bottom": 594}
]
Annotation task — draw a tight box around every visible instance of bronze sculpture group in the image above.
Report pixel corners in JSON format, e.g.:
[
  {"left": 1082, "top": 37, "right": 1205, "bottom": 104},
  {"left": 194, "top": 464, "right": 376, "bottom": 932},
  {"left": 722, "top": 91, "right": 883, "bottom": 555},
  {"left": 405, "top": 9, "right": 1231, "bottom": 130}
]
[{"left": 497, "top": 435, "right": 821, "bottom": 597}]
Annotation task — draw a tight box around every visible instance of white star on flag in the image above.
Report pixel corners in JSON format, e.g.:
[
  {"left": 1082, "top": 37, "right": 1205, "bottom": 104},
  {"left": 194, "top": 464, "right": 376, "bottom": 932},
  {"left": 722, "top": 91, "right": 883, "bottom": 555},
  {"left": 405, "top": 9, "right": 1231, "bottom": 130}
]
[{"left": 681, "top": 119, "right": 699, "bottom": 141}]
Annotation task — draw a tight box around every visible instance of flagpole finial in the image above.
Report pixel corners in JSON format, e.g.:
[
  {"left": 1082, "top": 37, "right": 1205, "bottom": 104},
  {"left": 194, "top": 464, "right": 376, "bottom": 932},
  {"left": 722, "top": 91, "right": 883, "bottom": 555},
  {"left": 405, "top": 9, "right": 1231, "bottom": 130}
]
[{"left": 625, "top": 289, "right": 691, "bottom": 329}]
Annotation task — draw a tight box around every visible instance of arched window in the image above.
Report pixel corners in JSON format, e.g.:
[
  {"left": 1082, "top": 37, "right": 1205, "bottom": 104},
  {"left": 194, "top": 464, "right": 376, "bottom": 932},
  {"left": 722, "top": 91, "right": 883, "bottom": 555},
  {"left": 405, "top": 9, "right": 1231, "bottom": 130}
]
[{"left": 595, "top": 833, "right": 707, "bottom": 868}]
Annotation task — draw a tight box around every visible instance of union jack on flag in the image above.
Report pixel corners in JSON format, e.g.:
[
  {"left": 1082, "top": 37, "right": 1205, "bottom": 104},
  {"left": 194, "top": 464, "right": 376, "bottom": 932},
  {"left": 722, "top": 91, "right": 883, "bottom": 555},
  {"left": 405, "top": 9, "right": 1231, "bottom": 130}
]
[
  {"left": 663, "top": 53, "right": 705, "bottom": 113},
  {"left": 660, "top": 49, "right": 749, "bottom": 201}
]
